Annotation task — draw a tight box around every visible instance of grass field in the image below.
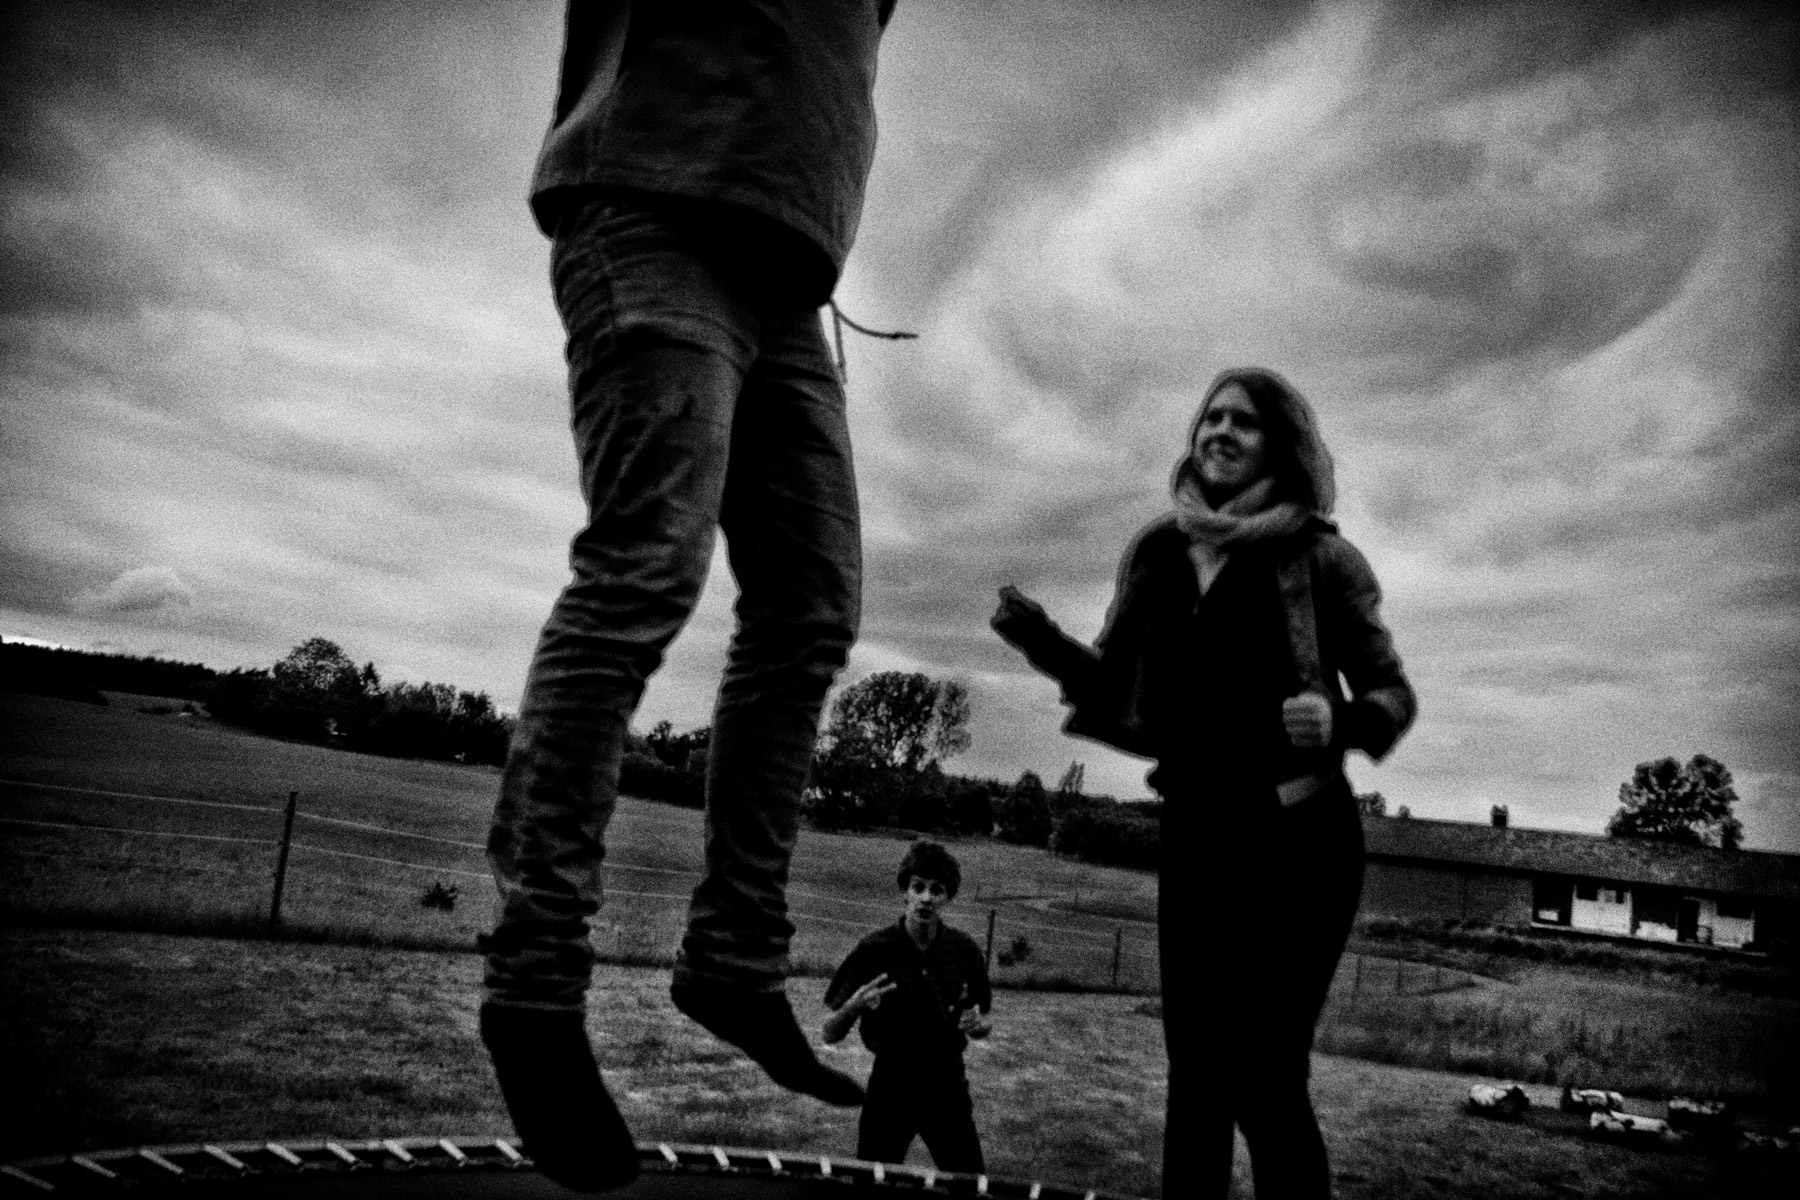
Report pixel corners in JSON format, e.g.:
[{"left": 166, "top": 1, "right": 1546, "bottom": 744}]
[
  {"left": 3, "top": 689, "right": 1798, "bottom": 1196},
  {"left": 4, "top": 927, "right": 1794, "bottom": 1200}
]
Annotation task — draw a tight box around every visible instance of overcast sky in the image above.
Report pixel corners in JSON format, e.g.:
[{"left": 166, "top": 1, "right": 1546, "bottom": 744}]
[{"left": 3, "top": 0, "right": 1796, "bottom": 851}]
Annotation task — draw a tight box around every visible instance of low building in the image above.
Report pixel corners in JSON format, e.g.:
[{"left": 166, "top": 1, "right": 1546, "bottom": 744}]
[{"left": 1359, "top": 814, "right": 1800, "bottom": 953}]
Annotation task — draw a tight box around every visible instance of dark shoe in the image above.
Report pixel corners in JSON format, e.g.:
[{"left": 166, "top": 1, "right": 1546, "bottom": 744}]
[
  {"left": 670, "top": 982, "right": 865, "bottom": 1107},
  {"left": 479, "top": 1003, "right": 639, "bottom": 1192}
]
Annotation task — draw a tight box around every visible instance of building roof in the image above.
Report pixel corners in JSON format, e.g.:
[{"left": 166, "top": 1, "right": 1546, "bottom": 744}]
[{"left": 1361, "top": 815, "right": 1800, "bottom": 902}]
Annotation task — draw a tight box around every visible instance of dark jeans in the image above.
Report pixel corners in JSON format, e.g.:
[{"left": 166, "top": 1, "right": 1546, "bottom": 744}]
[
  {"left": 1157, "top": 774, "right": 1363, "bottom": 1198},
  {"left": 484, "top": 197, "right": 861, "bottom": 1011},
  {"left": 857, "top": 1054, "right": 985, "bottom": 1175}
]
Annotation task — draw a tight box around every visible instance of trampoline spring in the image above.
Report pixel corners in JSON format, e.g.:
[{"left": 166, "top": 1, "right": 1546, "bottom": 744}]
[
  {"left": 493, "top": 1140, "right": 524, "bottom": 1165},
  {"left": 265, "top": 1143, "right": 304, "bottom": 1167},
  {"left": 380, "top": 1140, "right": 416, "bottom": 1165},
  {"left": 764, "top": 1151, "right": 783, "bottom": 1173},
  {"left": 658, "top": 1144, "right": 679, "bottom": 1166},
  {"left": 138, "top": 1150, "right": 184, "bottom": 1176},
  {"left": 71, "top": 1156, "right": 118, "bottom": 1179},
  {"left": 324, "top": 1142, "right": 361, "bottom": 1167},
  {"left": 710, "top": 1147, "right": 731, "bottom": 1171},
  {"left": 203, "top": 1146, "right": 248, "bottom": 1171},
  {"left": 435, "top": 1140, "right": 468, "bottom": 1164},
  {"left": 0, "top": 1165, "right": 53, "bottom": 1191}
]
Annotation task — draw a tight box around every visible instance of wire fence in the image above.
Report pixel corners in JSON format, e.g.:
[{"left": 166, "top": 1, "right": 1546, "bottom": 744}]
[
  {"left": 0, "top": 778, "right": 1166, "bottom": 991},
  {"left": 0, "top": 778, "right": 1481, "bottom": 1000}
]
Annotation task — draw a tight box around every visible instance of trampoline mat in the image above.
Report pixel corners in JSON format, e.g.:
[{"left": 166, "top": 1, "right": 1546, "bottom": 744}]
[{"left": 1, "top": 1137, "right": 1142, "bottom": 1199}]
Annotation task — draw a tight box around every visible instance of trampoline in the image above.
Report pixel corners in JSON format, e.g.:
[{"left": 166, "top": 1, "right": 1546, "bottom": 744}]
[{"left": 0, "top": 1137, "right": 1145, "bottom": 1198}]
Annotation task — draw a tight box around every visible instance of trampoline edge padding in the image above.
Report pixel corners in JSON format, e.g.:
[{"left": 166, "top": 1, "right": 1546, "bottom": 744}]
[{"left": 0, "top": 1136, "right": 1148, "bottom": 1199}]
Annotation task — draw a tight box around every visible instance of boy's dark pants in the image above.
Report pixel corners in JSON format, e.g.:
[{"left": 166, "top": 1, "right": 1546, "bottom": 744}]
[{"left": 857, "top": 1052, "right": 985, "bottom": 1174}]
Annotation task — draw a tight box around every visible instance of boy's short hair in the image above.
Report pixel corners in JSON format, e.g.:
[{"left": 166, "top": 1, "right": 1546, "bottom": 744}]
[{"left": 896, "top": 840, "right": 961, "bottom": 898}]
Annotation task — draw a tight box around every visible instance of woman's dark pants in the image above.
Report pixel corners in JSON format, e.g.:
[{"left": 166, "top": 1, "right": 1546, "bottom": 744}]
[{"left": 1158, "top": 777, "right": 1363, "bottom": 1198}]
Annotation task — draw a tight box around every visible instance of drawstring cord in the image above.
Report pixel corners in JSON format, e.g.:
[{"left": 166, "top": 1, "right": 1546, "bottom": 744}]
[{"left": 828, "top": 300, "right": 917, "bottom": 382}]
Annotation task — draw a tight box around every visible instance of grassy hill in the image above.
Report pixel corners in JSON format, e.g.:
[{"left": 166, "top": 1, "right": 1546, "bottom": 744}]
[{"left": 0, "top": 690, "right": 1161, "bottom": 988}]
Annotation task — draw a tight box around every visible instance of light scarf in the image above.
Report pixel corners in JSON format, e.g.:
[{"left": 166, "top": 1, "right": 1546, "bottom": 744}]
[{"left": 1171, "top": 473, "right": 1308, "bottom": 594}]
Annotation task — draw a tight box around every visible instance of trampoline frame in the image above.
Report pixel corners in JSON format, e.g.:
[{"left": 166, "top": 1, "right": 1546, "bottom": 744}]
[{"left": 1, "top": 1136, "right": 1141, "bottom": 1199}]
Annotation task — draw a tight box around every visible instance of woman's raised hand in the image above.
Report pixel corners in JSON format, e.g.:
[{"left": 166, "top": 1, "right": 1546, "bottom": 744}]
[
  {"left": 993, "top": 584, "right": 1046, "bottom": 627},
  {"left": 1282, "top": 692, "right": 1333, "bottom": 748}
]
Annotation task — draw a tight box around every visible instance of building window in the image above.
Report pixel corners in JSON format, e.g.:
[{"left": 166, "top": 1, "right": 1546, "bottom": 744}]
[
  {"left": 1533, "top": 876, "right": 1571, "bottom": 925},
  {"left": 1575, "top": 883, "right": 1597, "bottom": 901},
  {"left": 1717, "top": 896, "right": 1754, "bottom": 920}
]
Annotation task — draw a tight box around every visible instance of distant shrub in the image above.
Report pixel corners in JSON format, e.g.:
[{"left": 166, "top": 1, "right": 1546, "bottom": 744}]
[
  {"left": 418, "top": 882, "right": 459, "bottom": 912},
  {"left": 996, "top": 935, "right": 1033, "bottom": 967}
]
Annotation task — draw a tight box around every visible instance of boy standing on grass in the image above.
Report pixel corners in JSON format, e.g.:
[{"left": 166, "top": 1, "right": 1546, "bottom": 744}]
[{"left": 823, "top": 841, "right": 993, "bottom": 1174}]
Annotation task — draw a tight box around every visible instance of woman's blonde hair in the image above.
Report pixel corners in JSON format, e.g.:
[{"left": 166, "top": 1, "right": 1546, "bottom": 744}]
[{"left": 1174, "top": 366, "right": 1337, "bottom": 515}]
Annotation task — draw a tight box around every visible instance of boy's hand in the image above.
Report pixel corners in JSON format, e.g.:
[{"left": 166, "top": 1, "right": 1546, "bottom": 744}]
[
  {"left": 848, "top": 973, "right": 896, "bottom": 1014},
  {"left": 1282, "top": 691, "right": 1333, "bottom": 748},
  {"left": 953, "top": 983, "right": 991, "bottom": 1039}
]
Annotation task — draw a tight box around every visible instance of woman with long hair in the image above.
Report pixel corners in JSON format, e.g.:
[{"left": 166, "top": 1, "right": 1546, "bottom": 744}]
[{"left": 992, "top": 367, "right": 1415, "bottom": 1197}]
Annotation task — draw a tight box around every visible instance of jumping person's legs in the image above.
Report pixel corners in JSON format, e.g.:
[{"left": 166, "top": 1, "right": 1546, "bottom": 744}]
[
  {"left": 667, "top": 301, "right": 864, "bottom": 1104},
  {"left": 482, "top": 196, "right": 764, "bottom": 1189},
  {"left": 676, "top": 304, "right": 859, "bottom": 985}
]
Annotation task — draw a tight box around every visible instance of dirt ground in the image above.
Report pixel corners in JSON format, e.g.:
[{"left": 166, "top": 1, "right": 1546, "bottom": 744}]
[{"left": 3, "top": 927, "right": 1791, "bottom": 1199}]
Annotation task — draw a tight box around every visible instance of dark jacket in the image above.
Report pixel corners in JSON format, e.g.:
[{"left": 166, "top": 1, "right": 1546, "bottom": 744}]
[
  {"left": 529, "top": 0, "right": 895, "bottom": 304},
  {"left": 994, "top": 514, "right": 1415, "bottom": 773}
]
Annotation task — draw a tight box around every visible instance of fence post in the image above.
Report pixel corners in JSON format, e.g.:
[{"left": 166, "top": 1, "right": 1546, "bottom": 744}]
[
  {"left": 985, "top": 909, "right": 997, "bottom": 970},
  {"left": 1111, "top": 927, "right": 1123, "bottom": 988},
  {"left": 268, "top": 790, "right": 299, "bottom": 934}
]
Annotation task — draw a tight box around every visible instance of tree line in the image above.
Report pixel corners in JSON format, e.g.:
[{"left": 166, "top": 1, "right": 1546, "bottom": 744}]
[
  {"left": 6, "top": 637, "right": 1744, "bottom": 860},
  {"left": 3, "top": 636, "right": 512, "bottom": 767}
]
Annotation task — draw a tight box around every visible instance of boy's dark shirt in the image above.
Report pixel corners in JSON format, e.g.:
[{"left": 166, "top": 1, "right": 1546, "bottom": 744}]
[{"left": 826, "top": 919, "right": 990, "bottom": 1059}]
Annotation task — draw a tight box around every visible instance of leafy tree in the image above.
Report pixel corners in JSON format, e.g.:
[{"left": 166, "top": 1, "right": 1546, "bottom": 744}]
[
  {"left": 271, "top": 638, "right": 365, "bottom": 700},
  {"left": 995, "top": 770, "right": 1052, "bottom": 847},
  {"left": 824, "top": 671, "right": 971, "bottom": 773},
  {"left": 1608, "top": 755, "right": 1743, "bottom": 850}
]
